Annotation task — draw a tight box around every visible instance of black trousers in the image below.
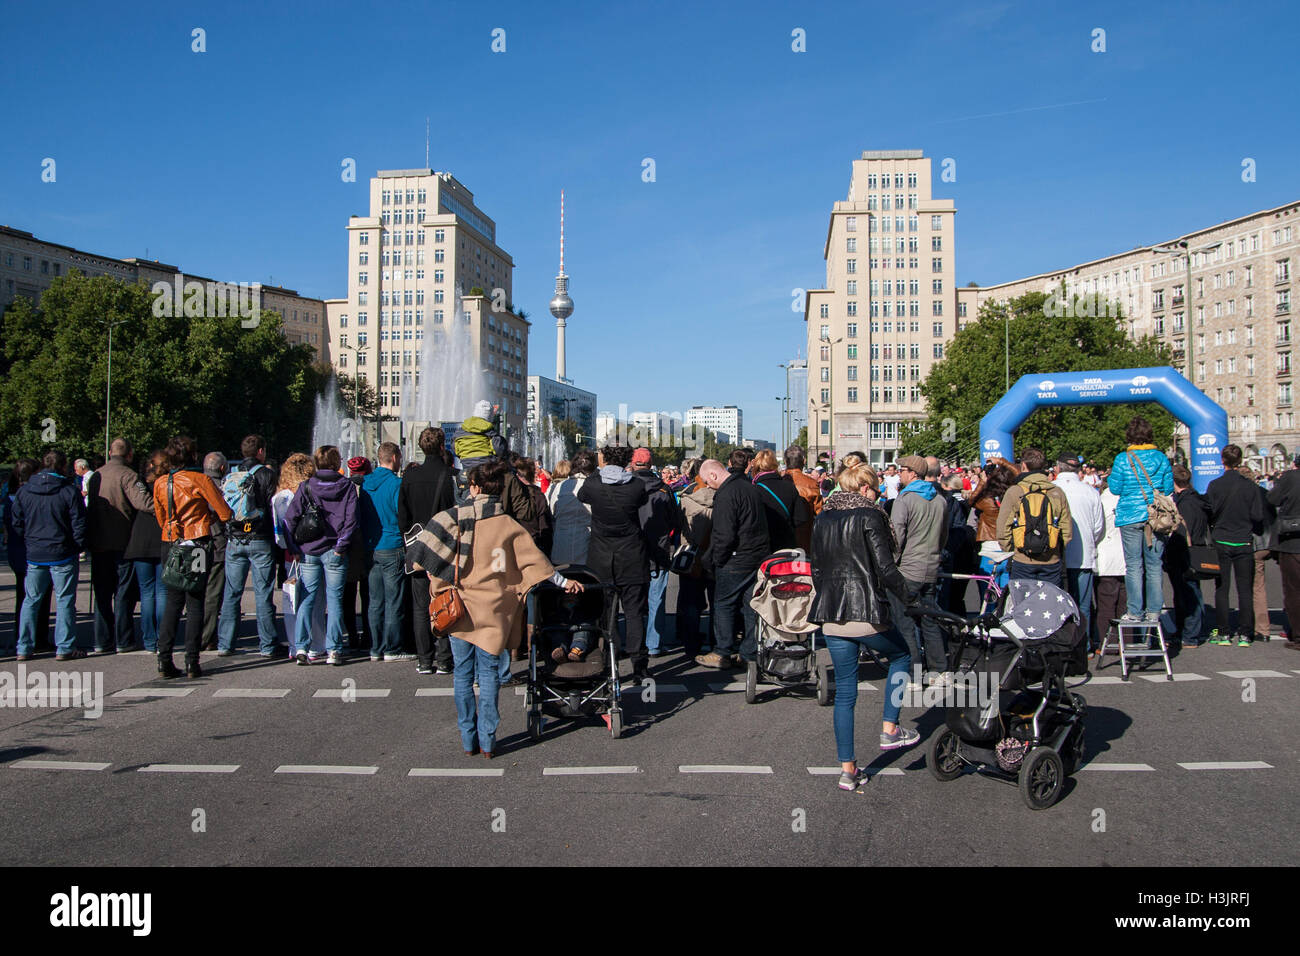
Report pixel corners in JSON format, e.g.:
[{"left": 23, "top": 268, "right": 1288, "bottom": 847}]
[
  {"left": 1214, "top": 543, "right": 1254, "bottom": 638},
  {"left": 410, "top": 573, "right": 452, "bottom": 669},
  {"left": 612, "top": 580, "right": 650, "bottom": 668},
  {"left": 676, "top": 573, "right": 714, "bottom": 656},
  {"left": 91, "top": 549, "right": 137, "bottom": 650},
  {"left": 343, "top": 578, "right": 371, "bottom": 648},
  {"left": 1279, "top": 552, "right": 1300, "bottom": 640},
  {"left": 158, "top": 541, "right": 209, "bottom": 668}
]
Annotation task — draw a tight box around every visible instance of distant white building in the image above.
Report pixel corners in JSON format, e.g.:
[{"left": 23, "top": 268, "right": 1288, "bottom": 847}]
[
  {"left": 684, "top": 405, "right": 743, "bottom": 445},
  {"left": 527, "top": 375, "right": 595, "bottom": 438}
]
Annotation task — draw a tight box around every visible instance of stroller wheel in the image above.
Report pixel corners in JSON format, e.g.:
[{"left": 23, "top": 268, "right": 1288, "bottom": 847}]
[
  {"left": 609, "top": 707, "right": 623, "bottom": 740},
  {"left": 816, "top": 659, "right": 832, "bottom": 706},
  {"left": 928, "top": 728, "right": 964, "bottom": 782},
  {"left": 1019, "top": 747, "right": 1065, "bottom": 810},
  {"left": 744, "top": 661, "right": 758, "bottom": 704}
]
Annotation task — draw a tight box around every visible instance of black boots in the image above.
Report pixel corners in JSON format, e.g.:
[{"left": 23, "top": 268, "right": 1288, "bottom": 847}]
[{"left": 157, "top": 656, "right": 182, "bottom": 679}]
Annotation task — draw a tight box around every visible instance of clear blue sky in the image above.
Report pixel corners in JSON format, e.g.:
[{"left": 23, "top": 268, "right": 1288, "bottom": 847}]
[{"left": 3, "top": 0, "right": 1297, "bottom": 446}]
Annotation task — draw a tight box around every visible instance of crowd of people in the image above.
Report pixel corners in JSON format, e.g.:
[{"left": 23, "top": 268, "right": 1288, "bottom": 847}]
[{"left": 4, "top": 411, "right": 1299, "bottom": 781}]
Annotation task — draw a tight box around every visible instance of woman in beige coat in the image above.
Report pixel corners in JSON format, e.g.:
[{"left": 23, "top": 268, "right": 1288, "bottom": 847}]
[{"left": 407, "top": 460, "right": 583, "bottom": 757}]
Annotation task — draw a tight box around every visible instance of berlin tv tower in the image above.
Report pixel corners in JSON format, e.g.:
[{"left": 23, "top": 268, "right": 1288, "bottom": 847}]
[{"left": 549, "top": 190, "right": 574, "bottom": 383}]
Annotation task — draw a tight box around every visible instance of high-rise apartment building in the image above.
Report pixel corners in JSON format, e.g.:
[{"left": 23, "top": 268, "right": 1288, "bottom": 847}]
[
  {"left": 957, "top": 201, "right": 1300, "bottom": 471},
  {"left": 684, "top": 405, "right": 743, "bottom": 445},
  {"left": 325, "top": 169, "right": 529, "bottom": 436},
  {"left": 805, "top": 151, "right": 956, "bottom": 466}
]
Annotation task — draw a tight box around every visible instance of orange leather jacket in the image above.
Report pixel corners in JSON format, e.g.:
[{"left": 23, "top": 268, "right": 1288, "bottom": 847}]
[{"left": 153, "top": 469, "right": 233, "bottom": 541}]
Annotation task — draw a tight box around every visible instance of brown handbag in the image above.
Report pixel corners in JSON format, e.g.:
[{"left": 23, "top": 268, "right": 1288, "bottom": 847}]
[{"left": 429, "top": 523, "right": 467, "bottom": 632}]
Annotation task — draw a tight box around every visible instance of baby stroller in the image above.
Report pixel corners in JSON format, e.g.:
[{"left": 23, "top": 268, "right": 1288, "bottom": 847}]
[
  {"left": 744, "top": 550, "right": 829, "bottom": 705},
  {"left": 914, "top": 580, "right": 1089, "bottom": 810},
  {"left": 524, "top": 566, "right": 625, "bottom": 739}
]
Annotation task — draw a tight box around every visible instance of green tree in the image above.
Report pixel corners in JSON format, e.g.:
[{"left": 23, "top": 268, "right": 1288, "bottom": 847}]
[
  {"left": 0, "top": 271, "right": 324, "bottom": 462},
  {"left": 333, "top": 372, "right": 380, "bottom": 421},
  {"left": 900, "top": 290, "right": 1175, "bottom": 469},
  {"left": 794, "top": 426, "right": 808, "bottom": 450}
]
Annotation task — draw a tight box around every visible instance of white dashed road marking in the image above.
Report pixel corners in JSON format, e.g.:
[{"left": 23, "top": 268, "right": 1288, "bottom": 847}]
[
  {"left": 213, "top": 688, "right": 291, "bottom": 698},
  {"left": 1138, "top": 673, "right": 1209, "bottom": 682},
  {"left": 138, "top": 764, "right": 239, "bottom": 773},
  {"left": 1177, "top": 761, "right": 1273, "bottom": 771},
  {"left": 273, "top": 765, "right": 378, "bottom": 775},
  {"left": 1217, "top": 670, "right": 1292, "bottom": 679},
  {"left": 679, "top": 765, "right": 773, "bottom": 774},
  {"left": 311, "top": 689, "right": 390, "bottom": 698},
  {"left": 408, "top": 768, "right": 504, "bottom": 777},
  {"left": 542, "top": 766, "right": 640, "bottom": 776},
  {"left": 112, "top": 687, "right": 195, "bottom": 698},
  {"left": 10, "top": 760, "right": 110, "bottom": 771},
  {"left": 807, "top": 766, "right": 904, "bottom": 776}
]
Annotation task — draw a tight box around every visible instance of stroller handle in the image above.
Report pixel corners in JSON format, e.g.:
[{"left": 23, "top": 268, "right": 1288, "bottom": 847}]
[{"left": 904, "top": 602, "right": 1001, "bottom": 632}]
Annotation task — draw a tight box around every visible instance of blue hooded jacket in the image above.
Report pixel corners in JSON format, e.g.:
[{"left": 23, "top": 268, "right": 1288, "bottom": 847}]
[
  {"left": 899, "top": 479, "right": 939, "bottom": 501},
  {"left": 361, "top": 466, "right": 404, "bottom": 550},
  {"left": 1107, "top": 446, "right": 1174, "bottom": 528},
  {"left": 11, "top": 471, "right": 86, "bottom": 564}
]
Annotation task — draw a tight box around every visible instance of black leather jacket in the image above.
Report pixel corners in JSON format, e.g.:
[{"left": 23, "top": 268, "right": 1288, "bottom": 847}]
[{"left": 808, "top": 502, "right": 910, "bottom": 627}]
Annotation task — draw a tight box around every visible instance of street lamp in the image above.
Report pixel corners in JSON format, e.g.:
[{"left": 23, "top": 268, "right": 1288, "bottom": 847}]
[
  {"left": 97, "top": 317, "right": 129, "bottom": 460},
  {"left": 339, "top": 343, "right": 369, "bottom": 455},
  {"left": 777, "top": 362, "right": 793, "bottom": 450}
]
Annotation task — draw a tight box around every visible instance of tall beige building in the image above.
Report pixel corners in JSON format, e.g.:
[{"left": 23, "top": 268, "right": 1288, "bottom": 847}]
[
  {"left": 325, "top": 169, "right": 529, "bottom": 437},
  {"left": 805, "top": 150, "right": 956, "bottom": 466},
  {"left": 957, "top": 201, "right": 1300, "bottom": 471}
]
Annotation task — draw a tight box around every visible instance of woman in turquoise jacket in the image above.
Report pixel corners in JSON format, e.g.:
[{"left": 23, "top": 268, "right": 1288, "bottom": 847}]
[{"left": 1106, "top": 416, "right": 1175, "bottom": 622}]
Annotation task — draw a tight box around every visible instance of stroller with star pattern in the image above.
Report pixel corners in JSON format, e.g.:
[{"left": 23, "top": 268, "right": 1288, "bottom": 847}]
[{"left": 911, "top": 579, "right": 1089, "bottom": 810}]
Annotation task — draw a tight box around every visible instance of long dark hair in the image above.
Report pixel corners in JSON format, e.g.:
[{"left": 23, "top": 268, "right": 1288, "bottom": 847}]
[{"left": 974, "top": 462, "right": 1018, "bottom": 505}]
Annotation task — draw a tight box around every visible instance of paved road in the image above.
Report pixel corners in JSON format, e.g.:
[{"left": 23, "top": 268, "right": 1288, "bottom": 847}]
[{"left": 1, "top": 559, "right": 1296, "bottom": 866}]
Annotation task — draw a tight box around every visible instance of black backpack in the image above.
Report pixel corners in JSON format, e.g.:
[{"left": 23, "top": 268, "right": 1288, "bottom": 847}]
[{"left": 292, "top": 483, "right": 327, "bottom": 546}]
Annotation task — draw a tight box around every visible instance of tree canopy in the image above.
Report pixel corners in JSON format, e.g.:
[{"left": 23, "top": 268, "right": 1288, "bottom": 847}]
[
  {"left": 900, "top": 290, "right": 1176, "bottom": 469},
  {"left": 0, "top": 270, "right": 325, "bottom": 463}
]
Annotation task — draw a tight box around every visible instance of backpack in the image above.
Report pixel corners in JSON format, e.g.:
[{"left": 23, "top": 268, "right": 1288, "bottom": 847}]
[
  {"left": 453, "top": 417, "right": 498, "bottom": 462},
  {"left": 1011, "top": 486, "right": 1062, "bottom": 558},
  {"left": 1127, "top": 452, "right": 1180, "bottom": 536},
  {"left": 639, "top": 484, "right": 684, "bottom": 568},
  {"left": 222, "top": 464, "right": 265, "bottom": 532},
  {"left": 292, "top": 482, "right": 327, "bottom": 546}
]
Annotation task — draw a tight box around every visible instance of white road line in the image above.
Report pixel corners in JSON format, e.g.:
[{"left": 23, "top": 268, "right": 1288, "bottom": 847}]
[
  {"left": 1177, "top": 761, "right": 1273, "bottom": 771},
  {"left": 542, "top": 766, "right": 640, "bottom": 776},
  {"left": 273, "top": 765, "right": 378, "bottom": 775},
  {"left": 10, "top": 759, "right": 110, "bottom": 771},
  {"left": 408, "top": 768, "right": 504, "bottom": 777},
  {"left": 807, "top": 766, "right": 904, "bottom": 776},
  {"left": 1217, "top": 670, "right": 1292, "bottom": 679},
  {"left": 111, "top": 687, "right": 195, "bottom": 698},
  {"left": 679, "top": 765, "right": 773, "bottom": 774},
  {"left": 213, "top": 688, "right": 291, "bottom": 698},
  {"left": 1138, "top": 672, "right": 1209, "bottom": 682},
  {"left": 138, "top": 764, "right": 239, "bottom": 773},
  {"left": 416, "top": 688, "right": 457, "bottom": 696},
  {"left": 1085, "top": 675, "right": 1130, "bottom": 684},
  {"left": 1078, "top": 762, "right": 1156, "bottom": 772},
  {"left": 310, "top": 689, "right": 391, "bottom": 698}
]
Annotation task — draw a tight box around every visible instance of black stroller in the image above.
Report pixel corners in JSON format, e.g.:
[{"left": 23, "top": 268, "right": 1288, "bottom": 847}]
[
  {"left": 745, "top": 550, "right": 829, "bottom": 705},
  {"left": 524, "top": 566, "right": 625, "bottom": 739},
  {"left": 913, "top": 580, "right": 1089, "bottom": 810}
]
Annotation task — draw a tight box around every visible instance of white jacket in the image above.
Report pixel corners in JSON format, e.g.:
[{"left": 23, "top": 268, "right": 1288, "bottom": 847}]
[
  {"left": 1094, "top": 488, "right": 1126, "bottom": 577},
  {"left": 1055, "top": 471, "right": 1105, "bottom": 571}
]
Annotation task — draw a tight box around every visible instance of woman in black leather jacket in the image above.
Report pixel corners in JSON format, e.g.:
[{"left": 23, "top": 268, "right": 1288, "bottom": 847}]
[{"left": 809, "top": 462, "right": 920, "bottom": 792}]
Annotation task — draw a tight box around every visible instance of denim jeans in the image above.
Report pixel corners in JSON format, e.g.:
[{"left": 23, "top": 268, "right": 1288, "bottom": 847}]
[
  {"left": 887, "top": 578, "right": 945, "bottom": 674},
  {"left": 134, "top": 559, "right": 162, "bottom": 652},
  {"left": 19, "top": 561, "right": 79, "bottom": 656},
  {"left": 1120, "top": 524, "right": 1165, "bottom": 616},
  {"left": 823, "top": 629, "right": 911, "bottom": 763},
  {"left": 91, "top": 550, "right": 137, "bottom": 650},
  {"left": 297, "top": 551, "right": 348, "bottom": 654},
  {"left": 1171, "top": 572, "right": 1205, "bottom": 644},
  {"left": 1065, "top": 568, "right": 1095, "bottom": 647},
  {"left": 451, "top": 636, "right": 502, "bottom": 753},
  {"left": 9, "top": 561, "right": 52, "bottom": 651},
  {"left": 711, "top": 565, "right": 758, "bottom": 660},
  {"left": 367, "top": 548, "right": 407, "bottom": 657},
  {"left": 219, "top": 537, "right": 279, "bottom": 653},
  {"left": 644, "top": 567, "right": 672, "bottom": 652}
]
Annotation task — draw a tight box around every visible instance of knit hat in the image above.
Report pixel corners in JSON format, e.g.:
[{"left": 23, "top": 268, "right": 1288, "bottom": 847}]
[
  {"left": 347, "top": 456, "right": 372, "bottom": 476},
  {"left": 898, "top": 455, "right": 927, "bottom": 475},
  {"left": 631, "top": 448, "right": 653, "bottom": 466}
]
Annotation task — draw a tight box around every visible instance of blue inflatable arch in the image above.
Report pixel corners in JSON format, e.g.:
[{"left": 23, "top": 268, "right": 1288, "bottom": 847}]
[{"left": 978, "top": 366, "right": 1228, "bottom": 493}]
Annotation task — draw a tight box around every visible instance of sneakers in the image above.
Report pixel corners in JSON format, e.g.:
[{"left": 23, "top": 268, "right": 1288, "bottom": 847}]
[
  {"left": 216, "top": 648, "right": 241, "bottom": 657},
  {"left": 295, "top": 652, "right": 310, "bottom": 666},
  {"left": 838, "top": 768, "right": 869, "bottom": 791},
  {"left": 435, "top": 664, "right": 454, "bottom": 675},
  {"left": 1118, "top": 613, "right": 1144, "bottom": 624},
  {"left": 118, "top": 642, "right": 145, "bottom": 653},
  {"left": 384, "top": 653, "right": 417, "bottom": 662},
  {"left": 926, "top": 671, "right": 956, "bottom": 688},
  {"left": 1236, "top": 635, "right": 1252, "bottom": 647},
  {"left": 328, "top": 651, "right": 345, "bottom": 666},
  {"left": 881, "top": 726, "right": 921, "bottom": 750},
  {"left": 694, "top": 652, "right": 735, "bottom": 669},
  {"left": 56, "top": 649, "right": 87, "bottom": 661},
  {"left": 416, "top": 663, "right": 434, "bottom": 675},
  {"left": 370, "top": 654, "right": 383, "bottom": 662},
  {"left": 88, "top": 647, "right": 115, "bottom": 656},
  {"left": 1208, "top": 630, "right": 1232, "bottom": 646}
]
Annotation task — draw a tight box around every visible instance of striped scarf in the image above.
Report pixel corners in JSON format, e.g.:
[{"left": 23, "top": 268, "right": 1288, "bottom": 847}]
[{"left": 403, "top": 494, "right": 505, "bottom": 584}]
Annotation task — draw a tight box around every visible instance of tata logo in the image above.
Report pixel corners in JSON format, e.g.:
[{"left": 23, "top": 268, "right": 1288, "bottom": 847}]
[
  {"left": 1039, "top": 379, "right": 1055, "bottom": 391},
  {"left": 983, "top": 439, "right": 1000, "bottom": 451},
  {"left": 1197, "top": 433, "right": 1217, "bottom": 446},
  {"left": 1130, "top": 387, "right": 1153, "bottom": 395},
  {"left": 1132, "top": 375, "right": 1150, "bottom": 387}
]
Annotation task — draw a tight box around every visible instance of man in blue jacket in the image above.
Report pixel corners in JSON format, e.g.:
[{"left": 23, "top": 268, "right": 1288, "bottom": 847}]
[
  {"left": 1105, "top": 417, "right": 1174, "bottom": 623},
  {"left": 11, "top": 450, "right": 86, "bottom": 661},
  {"left": 362, "top": 442, "right": 411, "bottom": 661}
]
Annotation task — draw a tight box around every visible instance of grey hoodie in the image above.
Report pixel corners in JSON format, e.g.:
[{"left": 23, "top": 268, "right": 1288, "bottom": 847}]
[{"left": 889, "top": 481, "right": 948, "bottom": 582}]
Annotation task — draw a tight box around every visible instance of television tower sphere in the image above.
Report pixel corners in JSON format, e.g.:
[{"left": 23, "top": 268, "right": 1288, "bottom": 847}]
[{"left": 550, "top": 284, "right": 574, "bottom": 320}]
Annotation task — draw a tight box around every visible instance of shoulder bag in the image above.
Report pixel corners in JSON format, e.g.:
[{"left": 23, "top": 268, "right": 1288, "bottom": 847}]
[
  {"left": 1128, "top": 452, "right": 1180, "bottom": 536},
  {"left": 161, "top": 474, "right": 207, "bottom": 593},
  {"left": 429, "top": 522, "right": 468, "bottom": 632},
  {"left": 292, "top": 482, "right": 326, "bottom": 546}
]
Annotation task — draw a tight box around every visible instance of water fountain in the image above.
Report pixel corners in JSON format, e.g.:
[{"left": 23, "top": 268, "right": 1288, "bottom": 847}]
[
  {"left": 311, "top": 374, "right": 361, "bottom": 461},
  {"left": 524, "top": 414, "right": 569, "bottom": 468}
]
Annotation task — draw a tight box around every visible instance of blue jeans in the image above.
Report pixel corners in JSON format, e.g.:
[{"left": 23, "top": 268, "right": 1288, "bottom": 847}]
[
  {"left": 1065, "top": 568, "right": 1095, "bottom": 647},
  {"left": 19, "top": 561, "right": 79, "bottom": 656},
  {"left": 219, "top": 537, "right": 279, "bottom": 653},
  {"left": 134, "top": 559, "right": 162, "bottom": 652},
  {"left": 297, "top": 551, "right": 348, "bottom": 654},
  {"left": 451, "top": 636, "right": 502, "bottom": 753},
  {"left": 645, "top": 567, "right": 671, "bottom": 652},
  {"left": 1120, "top": 524, "right": 1165, "bottom": 617},
  {"left": 712, "top": 565, "right": 758, "bottom": 660},
  {"left": 366, "top": 548, "right": 407, "bottom": 657},
  {"left": 1171, "top": 572, "right": 1205, "bottom": 644},
  {"left": 823, "top": 629, "right": 911, "bottom": 763}
]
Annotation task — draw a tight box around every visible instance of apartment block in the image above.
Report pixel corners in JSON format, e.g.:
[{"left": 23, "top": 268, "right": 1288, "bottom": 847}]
[{"left": 684, "top": 405, "right": 743, "bottom": 445}]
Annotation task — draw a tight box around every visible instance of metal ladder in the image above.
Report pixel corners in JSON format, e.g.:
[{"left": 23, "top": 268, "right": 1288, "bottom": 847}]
[{"left": 1100, "top": 617, "right": 1173, "bottom": 681}]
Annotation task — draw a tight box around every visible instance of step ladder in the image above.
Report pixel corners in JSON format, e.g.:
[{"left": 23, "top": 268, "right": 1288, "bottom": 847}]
[{"left": 1100, "top": 617, "right": 1173, "bottom": 681}]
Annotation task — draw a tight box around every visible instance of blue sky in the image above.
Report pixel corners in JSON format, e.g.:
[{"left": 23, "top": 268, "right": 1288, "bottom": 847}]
[{"left": 3, "top": 0, "right": 1297, "bottom": 446}]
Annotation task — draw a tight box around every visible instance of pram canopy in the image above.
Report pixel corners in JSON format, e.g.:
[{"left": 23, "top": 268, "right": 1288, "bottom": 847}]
[
  {"left": 998, "top": 580, "right": 1080, "bottom": 642},
  {"left": 750, "top": 549, "right": 818, "bottom": 636}
]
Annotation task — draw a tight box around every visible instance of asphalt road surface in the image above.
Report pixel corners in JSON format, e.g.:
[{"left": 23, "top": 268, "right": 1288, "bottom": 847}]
[{"left": 1, "top": 560, "right": 1296, "bottom": 866}]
